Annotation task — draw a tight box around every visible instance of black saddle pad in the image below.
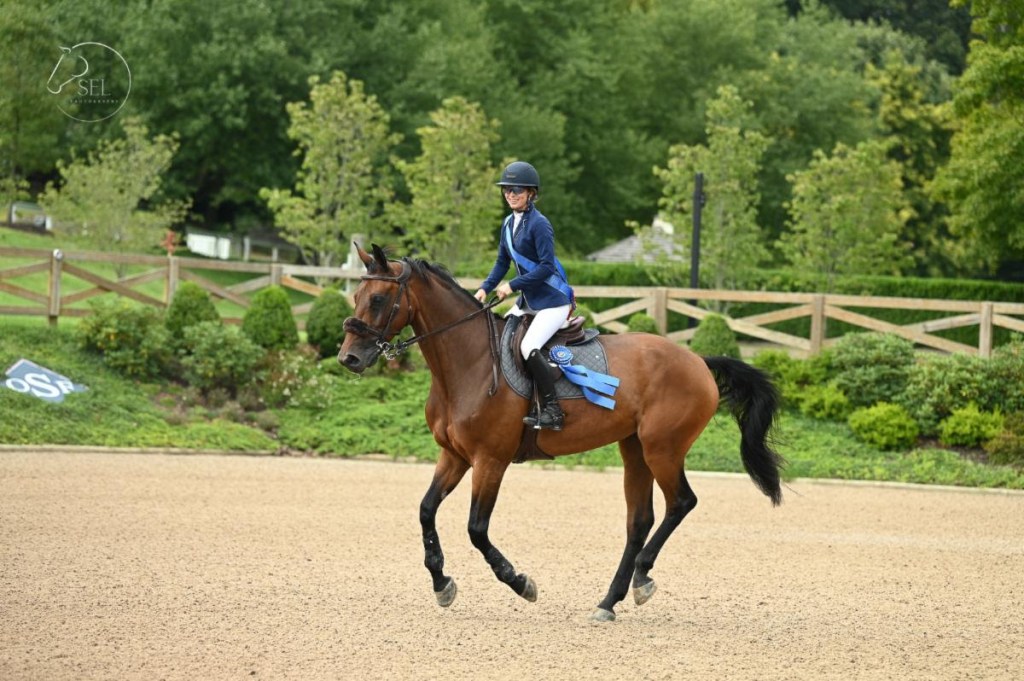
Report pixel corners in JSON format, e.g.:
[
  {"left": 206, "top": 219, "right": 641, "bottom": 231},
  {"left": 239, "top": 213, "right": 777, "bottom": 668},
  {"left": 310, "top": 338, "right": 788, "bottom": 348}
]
[{"left": 500, "top": 316, "right": 608, "bottom": 401}]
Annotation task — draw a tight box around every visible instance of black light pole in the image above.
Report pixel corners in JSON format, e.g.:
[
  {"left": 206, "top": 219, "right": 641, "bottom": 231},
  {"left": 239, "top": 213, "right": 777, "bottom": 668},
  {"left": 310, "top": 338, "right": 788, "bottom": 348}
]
[{"left": 689, "top": 172, "right": 705, "bottom": 328}]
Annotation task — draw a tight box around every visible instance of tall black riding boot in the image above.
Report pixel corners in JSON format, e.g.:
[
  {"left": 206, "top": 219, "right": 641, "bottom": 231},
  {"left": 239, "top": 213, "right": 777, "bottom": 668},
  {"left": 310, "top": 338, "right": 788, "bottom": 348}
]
[{"left": 522, "top": 349, "right": 564, "bottom": 431}]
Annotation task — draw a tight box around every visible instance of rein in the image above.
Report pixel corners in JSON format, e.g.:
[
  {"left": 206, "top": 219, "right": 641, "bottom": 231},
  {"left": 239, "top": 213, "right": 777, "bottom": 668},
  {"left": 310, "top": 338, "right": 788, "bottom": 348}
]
[{"left": 347, "top": 259, "right": 503, "bottom": 396}]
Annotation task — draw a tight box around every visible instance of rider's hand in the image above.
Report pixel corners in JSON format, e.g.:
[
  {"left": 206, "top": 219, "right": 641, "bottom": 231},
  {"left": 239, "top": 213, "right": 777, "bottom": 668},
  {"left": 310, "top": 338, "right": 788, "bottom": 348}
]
[
  {"left": 495, "top": 282, "right": 513, "bottom": 300},
  {"left": 473, "top": 288, "right": 487, "bottom": 303}
]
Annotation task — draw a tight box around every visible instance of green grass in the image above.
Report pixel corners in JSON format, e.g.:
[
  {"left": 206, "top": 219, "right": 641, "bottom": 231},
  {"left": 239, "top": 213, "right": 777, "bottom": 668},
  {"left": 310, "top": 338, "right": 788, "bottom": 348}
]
[{"left": 2, "top": 316, "right": 1023, "bottom": 489}]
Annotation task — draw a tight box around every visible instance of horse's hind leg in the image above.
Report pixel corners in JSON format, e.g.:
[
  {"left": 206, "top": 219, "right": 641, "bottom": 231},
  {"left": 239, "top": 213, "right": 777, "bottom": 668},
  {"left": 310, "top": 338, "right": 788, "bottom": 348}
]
[
  {"left": 421, "top": 449, "right": 470, "bottom": 607},
  {"left": 467, "top": 457, "right": 537, "bottom": 603},
  {"left": 632, "top": 451, "right": 698, "bottom": 605},
  {"left": 592, "top": 435, "right": 655, "bottom": 622}
]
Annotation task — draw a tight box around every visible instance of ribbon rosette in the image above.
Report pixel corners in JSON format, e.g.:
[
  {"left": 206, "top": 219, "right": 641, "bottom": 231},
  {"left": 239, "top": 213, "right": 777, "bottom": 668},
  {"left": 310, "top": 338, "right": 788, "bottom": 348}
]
[{"left": 548, "top": 345, "right": 620, "bottom": 410}]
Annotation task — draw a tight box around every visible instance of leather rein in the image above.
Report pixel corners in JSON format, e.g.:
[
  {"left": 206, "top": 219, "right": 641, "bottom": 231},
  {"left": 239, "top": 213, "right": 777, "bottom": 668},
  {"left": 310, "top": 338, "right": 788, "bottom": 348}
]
[{"left": 344, "top": 259, "right": 503, "bottom": 396}]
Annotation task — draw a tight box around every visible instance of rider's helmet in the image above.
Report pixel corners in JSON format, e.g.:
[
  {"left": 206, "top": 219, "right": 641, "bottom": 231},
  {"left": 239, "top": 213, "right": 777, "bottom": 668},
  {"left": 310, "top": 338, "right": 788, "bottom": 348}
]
[{"left": 496, "top": 161, "right": 540, "bottom": 190}]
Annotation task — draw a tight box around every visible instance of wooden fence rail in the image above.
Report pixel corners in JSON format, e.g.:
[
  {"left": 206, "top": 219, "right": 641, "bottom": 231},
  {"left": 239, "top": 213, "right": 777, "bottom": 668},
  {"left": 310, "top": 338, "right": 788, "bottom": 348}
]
[{"left": 3, "top": 247, "right": 1024, "bottom": 358}]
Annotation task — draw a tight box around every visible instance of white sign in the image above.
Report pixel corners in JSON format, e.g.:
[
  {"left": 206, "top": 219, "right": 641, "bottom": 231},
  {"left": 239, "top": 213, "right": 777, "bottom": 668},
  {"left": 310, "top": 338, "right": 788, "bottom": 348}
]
[{"left": 4, "top": 359, "right": 88, "bottom": 403}]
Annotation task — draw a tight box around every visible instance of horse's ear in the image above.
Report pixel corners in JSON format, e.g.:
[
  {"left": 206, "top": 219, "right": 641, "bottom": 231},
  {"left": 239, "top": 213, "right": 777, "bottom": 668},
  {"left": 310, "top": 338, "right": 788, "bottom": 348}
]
[
  {"left": 355, "top": 242, "right": 374, "bottom": 270},
  {"left": 370, "top": 243, "right": 389, "bottom": 271}
]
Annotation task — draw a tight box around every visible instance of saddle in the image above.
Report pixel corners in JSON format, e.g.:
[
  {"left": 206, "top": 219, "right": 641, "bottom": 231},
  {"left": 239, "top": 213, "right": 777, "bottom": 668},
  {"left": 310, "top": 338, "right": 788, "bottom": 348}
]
[
  {"left": 509, "top": 315, "right": 591, "bottom": 374},
  {"left": 500, "top": 315, "right": 605, "bottom": 402}
]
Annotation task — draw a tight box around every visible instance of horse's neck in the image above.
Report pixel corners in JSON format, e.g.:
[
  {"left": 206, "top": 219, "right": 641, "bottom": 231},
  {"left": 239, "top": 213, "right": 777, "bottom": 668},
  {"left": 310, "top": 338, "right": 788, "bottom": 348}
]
[{"left": 409, "top": 289, "right": 500, "bottom": 387}]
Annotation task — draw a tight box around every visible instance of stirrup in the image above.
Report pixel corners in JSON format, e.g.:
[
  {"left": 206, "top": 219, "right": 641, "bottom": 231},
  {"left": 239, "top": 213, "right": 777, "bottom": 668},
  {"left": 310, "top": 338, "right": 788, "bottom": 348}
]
[{"left": 526, "top": 405, "right": 563, "bottom": 431}]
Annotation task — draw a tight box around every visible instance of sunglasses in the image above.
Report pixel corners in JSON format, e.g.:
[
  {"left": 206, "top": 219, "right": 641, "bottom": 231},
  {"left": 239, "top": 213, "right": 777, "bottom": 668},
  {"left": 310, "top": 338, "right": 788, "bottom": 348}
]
[{"left": 502, "top": 186, "right": 528, "bottom": 196}]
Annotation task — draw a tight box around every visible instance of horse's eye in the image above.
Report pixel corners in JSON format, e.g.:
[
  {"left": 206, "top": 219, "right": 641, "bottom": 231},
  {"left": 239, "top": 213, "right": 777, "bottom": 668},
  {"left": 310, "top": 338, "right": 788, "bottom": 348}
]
[{"left": 370, "top": 294, "right": 387, "bottom": 312}]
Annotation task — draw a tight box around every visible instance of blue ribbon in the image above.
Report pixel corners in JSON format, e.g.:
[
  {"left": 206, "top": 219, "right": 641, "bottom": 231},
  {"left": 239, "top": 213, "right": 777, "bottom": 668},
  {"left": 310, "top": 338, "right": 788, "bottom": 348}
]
[{"left": 549, "top": 345, "right": 619, "bottom": 410}]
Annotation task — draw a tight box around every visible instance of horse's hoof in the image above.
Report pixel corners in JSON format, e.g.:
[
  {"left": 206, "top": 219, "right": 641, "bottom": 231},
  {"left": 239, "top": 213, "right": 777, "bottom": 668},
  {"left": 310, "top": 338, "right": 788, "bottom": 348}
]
[
  {"left": 435, "top": 578, "right": 458, "bottom": 607},
  {"left": 590, "top": 607, "right": 616, "bottom": 623},
  {"left": 518, "top": 575, "right": 538, "bottom": 603},
  {"left": 633, "top": 579, "right": 657, "bottom": 605}
]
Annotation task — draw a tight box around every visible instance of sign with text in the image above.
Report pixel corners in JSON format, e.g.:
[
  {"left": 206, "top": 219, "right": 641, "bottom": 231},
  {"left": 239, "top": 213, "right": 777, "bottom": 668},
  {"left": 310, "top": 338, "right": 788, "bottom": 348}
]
[{"left": 4, "top": 359, "right": 88, "bottom": 403}]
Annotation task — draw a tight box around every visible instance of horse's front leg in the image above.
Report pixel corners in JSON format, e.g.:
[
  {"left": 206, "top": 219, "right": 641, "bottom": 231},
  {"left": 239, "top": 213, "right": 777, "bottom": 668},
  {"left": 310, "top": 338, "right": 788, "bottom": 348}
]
[
  {"left": 468, "top": 458, "right": 537, "bottom": 603},
  {"left": 421, "top": 449, "right": 470, "bottom": 607}
]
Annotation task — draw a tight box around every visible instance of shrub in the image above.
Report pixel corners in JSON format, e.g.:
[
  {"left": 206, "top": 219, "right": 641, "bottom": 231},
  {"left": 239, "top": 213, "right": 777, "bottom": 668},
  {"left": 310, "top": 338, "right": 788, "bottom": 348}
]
[
  {"left": 751, "top": 349, "right": 836, "bottom": 409},
  {"left": 78, "top": 298, "right": 171, "bottom": 379},
  {"left": 305, "top": 287, "right": 353, "bottom": 358},
  {"left": 848, "top": 402, "right": 920, "bottom": 450},
  {"left": 939, "top": 404, "right": 1004, "bottom": 448},
  {"left": 165, "top": 281, "right": 220, "bottom": 348},
  {"left": 257, "top": 346, "right": 335, "bottom": 409},
  {"left": 690, "top": 314, "right": 740, "bottom": 358},
  {"left": 242, "top": 286, "right": 299, "bottom": 351},
  {"left": 796, "top": 382, "right": 852, "bottom": 421},
  {"left": 897, "top": 353, "right": 988, "bottom": 436},
  {"left": 987, "top": 339, "right": 1024, "bottom": 414},
  {"left": 985, "top": 412, "right": 1024, "bottom": 466},
  {"left": 627, "top": 313, "right": 659, "bottom": 334},
  {"left": 180, "top": 321, "right": 264, "bottom": 396},
  {"left": 831, "top": 333, "right": 916, "bottom": 408}
]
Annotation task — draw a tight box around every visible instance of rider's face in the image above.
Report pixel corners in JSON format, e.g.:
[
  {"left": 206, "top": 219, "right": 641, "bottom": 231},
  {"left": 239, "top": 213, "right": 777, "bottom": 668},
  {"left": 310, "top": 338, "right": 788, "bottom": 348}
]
[{"left": 503, "top": 186, "right": 532, "bottom": 211}]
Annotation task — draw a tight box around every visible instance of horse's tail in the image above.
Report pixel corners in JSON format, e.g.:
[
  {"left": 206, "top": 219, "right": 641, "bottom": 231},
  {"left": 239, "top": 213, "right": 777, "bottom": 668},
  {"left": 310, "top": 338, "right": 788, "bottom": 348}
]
[{"left": 703, "top": 356, "right": 785, "bottom": 506}]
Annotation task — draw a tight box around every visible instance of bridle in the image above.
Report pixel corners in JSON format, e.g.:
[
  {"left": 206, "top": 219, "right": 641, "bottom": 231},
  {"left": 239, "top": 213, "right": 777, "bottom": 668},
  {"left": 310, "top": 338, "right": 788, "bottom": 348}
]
[{"left": 343, "top": 258, "right": 503, "bottom": 395}]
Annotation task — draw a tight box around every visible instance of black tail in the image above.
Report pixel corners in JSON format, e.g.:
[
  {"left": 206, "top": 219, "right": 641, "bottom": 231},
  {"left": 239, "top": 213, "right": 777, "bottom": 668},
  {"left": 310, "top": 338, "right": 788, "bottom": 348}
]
[{"left": 703, "top": 356, "right": 785, "bottom": 505}]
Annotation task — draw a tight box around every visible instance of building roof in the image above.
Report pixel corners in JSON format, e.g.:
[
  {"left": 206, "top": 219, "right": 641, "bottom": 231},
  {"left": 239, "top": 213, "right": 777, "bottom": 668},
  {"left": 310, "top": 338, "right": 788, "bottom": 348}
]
[{"left": 585, "top": 219, "right": 684, "bottom": 263}]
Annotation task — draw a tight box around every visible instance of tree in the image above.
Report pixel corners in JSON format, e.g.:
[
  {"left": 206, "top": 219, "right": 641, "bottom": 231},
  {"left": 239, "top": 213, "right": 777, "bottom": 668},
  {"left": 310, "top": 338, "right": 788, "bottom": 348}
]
[
  {"left": 653, "top": 85, "right": 770, "bottom": 293},
  {"left": 931, "top": 0, "right": 1024, "bottom": 274},
  {"left": 0, "top": 2, "right": 65, "bottom": 186},
  {"left": 779, "top": 140, "right": 911, "bottom": 289},
  {"left": 864, "top": 49, "right": 954, "bottom": 275},
  {"left": 392, "top": 97, "right": 501, "bottom": 268},
  {"left": 40, "top": 118, "right": 189, "bottom": 274},
  {"left": 261, "top": 71, "right": 399, "bottom": 269}
]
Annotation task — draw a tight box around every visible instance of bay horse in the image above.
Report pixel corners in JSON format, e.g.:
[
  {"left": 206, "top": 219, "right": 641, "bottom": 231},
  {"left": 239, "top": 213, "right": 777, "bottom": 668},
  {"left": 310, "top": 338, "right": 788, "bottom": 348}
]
[{"left": 339, "top": 244, "right": 784, "bottom": 622}]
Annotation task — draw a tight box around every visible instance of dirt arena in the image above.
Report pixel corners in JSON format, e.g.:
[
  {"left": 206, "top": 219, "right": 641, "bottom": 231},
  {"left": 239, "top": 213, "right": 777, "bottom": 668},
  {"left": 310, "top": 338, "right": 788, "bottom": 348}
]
[{"left": 2, "top": 448, "right": 1022, "bottom": 680}]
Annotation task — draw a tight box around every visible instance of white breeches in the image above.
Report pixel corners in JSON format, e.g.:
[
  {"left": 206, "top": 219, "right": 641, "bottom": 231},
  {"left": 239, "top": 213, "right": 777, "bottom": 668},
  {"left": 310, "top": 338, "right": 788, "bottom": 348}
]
[{"left": 506, "top": 303, "right": 572, "bottom": 360}]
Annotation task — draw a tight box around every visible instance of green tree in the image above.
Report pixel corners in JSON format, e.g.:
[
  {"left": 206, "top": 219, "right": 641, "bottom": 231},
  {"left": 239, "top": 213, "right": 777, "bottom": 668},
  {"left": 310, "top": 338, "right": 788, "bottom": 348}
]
[
  {"left": 0, "top": 2, "right": 64, "bottom": 185},
  {"left": 393, "top": 97, "right": 501, "bottom": 268},
  {"left": 653, "top": 85, "right": 770, "bottom": 294},
  {"left": 261, "top": 71, "right": 399, "bottom": 270},
  {"left": 865, "top": 49, "right": 954, "bottom": 275},
  {"left": 779, "top": 140, "right": 911, "bottom": 289},
  {"left": 931, "top": 0, "right": 1024, "bottom": 274},
  {"left": 40, "top": 118, "right": 189, "bottom": 273}
]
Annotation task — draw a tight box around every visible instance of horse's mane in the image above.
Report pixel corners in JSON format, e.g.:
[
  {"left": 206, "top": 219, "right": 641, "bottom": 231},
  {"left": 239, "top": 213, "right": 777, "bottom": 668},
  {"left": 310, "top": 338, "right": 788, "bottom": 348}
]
[{"left": 406, "top": 258, "right": 485, "bottom": 309}]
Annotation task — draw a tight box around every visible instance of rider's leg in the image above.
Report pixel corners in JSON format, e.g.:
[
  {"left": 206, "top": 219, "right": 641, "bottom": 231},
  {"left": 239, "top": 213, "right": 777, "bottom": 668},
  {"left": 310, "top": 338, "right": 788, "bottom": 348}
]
[{"left": 520, "top": 305, "right": 571, "bottom": 431}]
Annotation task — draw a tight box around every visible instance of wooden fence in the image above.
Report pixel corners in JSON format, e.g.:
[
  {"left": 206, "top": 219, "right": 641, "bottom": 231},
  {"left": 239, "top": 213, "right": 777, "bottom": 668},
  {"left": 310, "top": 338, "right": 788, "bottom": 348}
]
[{"left": 3, "top": 247, "right": 1024, "bottom": 358}]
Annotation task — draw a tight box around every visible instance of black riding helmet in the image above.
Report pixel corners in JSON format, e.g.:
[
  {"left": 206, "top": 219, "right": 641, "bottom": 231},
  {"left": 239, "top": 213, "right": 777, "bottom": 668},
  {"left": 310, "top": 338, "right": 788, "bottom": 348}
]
[{"left": 496, "top": 161, "right": 540, "bottom": 190}]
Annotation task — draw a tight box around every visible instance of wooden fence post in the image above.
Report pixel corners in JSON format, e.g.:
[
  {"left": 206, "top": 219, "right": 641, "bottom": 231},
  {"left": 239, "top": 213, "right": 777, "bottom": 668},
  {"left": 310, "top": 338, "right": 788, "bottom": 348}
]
[
  {"left": 47, "top": 249, "right": 63, "bottom": 327},
  {"left": 270, "top": 264, "right": 283, "bottom": 287},
  {"left": 809, "top": 294, "right": 826, "bottom": 355},
  {"left": 650, "top": 288, "right": 668, "bottom": 335},
  {"left": 979, "top": 302, "right": 994, "bottom": 358},
  {"left": 166, "top": 256, "right": 180, "bottom": 305}
]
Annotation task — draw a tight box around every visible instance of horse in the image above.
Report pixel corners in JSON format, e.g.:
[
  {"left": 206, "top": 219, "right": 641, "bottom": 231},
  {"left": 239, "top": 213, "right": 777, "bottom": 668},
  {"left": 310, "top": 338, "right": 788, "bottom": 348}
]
[{"left": 339, "top": 244, "right": 784, "bottom": 622}]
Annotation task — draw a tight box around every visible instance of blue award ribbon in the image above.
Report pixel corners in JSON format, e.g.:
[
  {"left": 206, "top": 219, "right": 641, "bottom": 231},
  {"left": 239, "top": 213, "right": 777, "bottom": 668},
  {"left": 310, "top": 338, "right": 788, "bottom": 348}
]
[{"left": 549, "top": 345, "right": 619, "bottom": 410}]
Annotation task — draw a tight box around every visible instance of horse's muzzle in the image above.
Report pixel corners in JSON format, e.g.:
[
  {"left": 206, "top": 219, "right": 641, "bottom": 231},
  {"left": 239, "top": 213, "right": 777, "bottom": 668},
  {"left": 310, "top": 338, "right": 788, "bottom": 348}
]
[{"left": 338, "top": 346, "right": 379, "bottom": 374}]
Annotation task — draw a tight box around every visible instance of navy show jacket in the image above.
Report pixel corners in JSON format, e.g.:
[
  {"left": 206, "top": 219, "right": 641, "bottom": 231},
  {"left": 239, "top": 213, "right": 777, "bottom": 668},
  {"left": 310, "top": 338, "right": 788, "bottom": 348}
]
[{"left": 480, "top": 204, "right": 572, "bottom": 311}]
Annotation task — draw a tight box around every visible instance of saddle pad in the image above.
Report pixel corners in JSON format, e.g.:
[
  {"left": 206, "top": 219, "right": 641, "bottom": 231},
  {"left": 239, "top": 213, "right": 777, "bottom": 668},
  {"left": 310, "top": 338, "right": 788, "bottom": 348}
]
[{"left": 500, "top": 316, "right": 608, "bottom": 401}]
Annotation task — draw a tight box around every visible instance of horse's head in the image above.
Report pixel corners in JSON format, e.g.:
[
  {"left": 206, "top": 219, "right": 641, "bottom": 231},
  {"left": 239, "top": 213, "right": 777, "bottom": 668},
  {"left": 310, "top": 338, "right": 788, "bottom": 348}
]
[
  {"left": 47, "top": 46, "right": 89, "bottom": 95},
  {"left": 338, "top": 243, "right": 417, "bottom": 373}
]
